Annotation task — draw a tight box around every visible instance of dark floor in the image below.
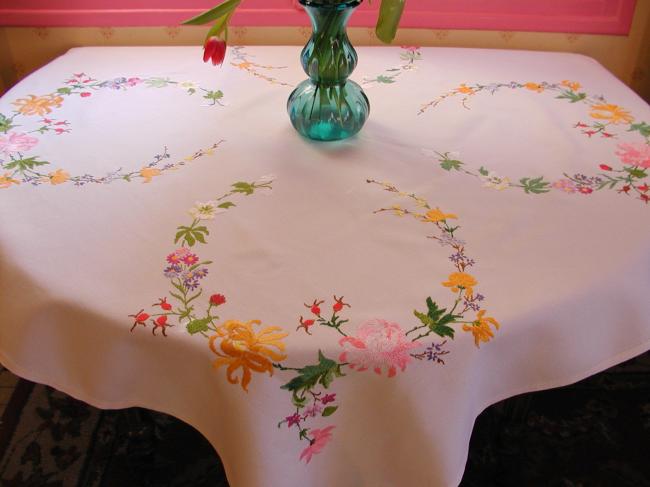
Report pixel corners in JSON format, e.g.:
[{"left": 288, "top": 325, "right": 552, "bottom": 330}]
[{"left": 1, "top": 351, "right": 649, "bottom": 486}]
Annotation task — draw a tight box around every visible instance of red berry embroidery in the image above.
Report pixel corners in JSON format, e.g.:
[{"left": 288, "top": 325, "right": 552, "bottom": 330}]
[{"left": 210, "top": 293, "right": 227, "bottom": 306}]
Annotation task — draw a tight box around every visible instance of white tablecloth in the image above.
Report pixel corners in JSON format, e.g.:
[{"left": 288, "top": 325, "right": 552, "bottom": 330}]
[{"left": 1, "top": 45, "right": 649, "bottom": 487}]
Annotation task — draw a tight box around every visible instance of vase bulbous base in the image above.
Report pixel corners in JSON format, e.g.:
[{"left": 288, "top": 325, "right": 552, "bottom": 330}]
[{"left": 287, "top": 80, "right": 370, "bottom": 141}]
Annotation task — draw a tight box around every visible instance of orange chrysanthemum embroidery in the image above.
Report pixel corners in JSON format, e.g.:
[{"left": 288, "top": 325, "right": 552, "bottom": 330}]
[
  {"left": 0, "top": 172, "right": 20, "bottom": 189},
  {"left": 462, "top": 310, "right": 500, "bottom": 347},
  {"left": 423, "top": 207, "right": 457, "bottom": 223},
  {"left": 442, "top": 272, "right": 477, "bottom": 297},
  {"left": 589, "top": 104, "right": 634, "bottom": 125},
  {"left": 209, "top": 319, "right": 288, "bottom": 392},
  {"left": 13, "top": 95, "right": 64, "bottom": 116}
]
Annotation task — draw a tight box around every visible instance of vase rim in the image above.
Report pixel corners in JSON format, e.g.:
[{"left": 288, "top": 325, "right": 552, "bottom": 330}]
[{"left": 299, "top": 0, "right": 361, "bottom": 9}]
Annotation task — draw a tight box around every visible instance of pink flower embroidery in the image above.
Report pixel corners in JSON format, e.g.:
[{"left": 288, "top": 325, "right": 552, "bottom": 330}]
[
  {"left": 339, "top": 319, "right": 419, "bottom": 377},
  {"left": 300, "top": 426, "right": 334, "bottom": 464},
  {"left": 321, "top": 393, "right": 336, "bottom": 405},
  {"left": 303, "top": 403, "right": 322, "bottom": 418},
  {"left": 552, "top": 179, "right": 577, "bottom": 194},
  {"left": 616, "top": 142, "right": 650, "bottom": 168},
  {"left": 0, "top": 132, "right": 38, "bottom": 155}
]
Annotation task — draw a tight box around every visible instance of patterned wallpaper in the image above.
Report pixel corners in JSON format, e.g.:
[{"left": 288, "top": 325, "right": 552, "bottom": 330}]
[{"left": 0, "top": 0, "right": 648, "bottom": 100}]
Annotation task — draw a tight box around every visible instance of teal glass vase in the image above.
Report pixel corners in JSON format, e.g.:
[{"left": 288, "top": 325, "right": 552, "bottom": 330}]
[{"left": 287, "top": 0, "right": 370, "bottom": 141}]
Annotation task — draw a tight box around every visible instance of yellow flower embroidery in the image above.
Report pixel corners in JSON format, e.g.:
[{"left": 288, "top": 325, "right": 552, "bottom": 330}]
[
  {"left": 561, "top": 80, "right": 581, "bottom": 92},
  {"left": 13, "top": 94, "right": 64, "bottom": 116},
  {"left": 589, "top": 104, "right": 634, "bottom": 125},
  {"left": 463, "top": 310, "right": 500, "bottom": 347},
  {"left": 424, "top": 207, "right": 458, "bottom": 223},
  {"left": 0, "top": 172, "right": 20, "bottom": 189},
  {"left": 442, "top": 272, "right": 477, "bottom": 297},
  {"left": 48, "top": 169, "right": 70, "bottom": 185},
  {"left": 140, "top": 167, "right": 161, "bottom": 183},
  {"left": 456, "top": 84, "right": 475, "bottom": 95},
  {"left": 524, "top": 82, "right": 544, "bottom": 93},
  {"left": 233, "top": 61, "right": 253, "bottom": 70},
  {"left": 209, "top": 319, "right": 288, "bottom": 392}
]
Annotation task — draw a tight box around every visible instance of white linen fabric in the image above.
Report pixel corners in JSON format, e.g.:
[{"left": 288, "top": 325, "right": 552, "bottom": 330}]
[{"left": 1, "top": 46, "right": 649, "bottom": 487}]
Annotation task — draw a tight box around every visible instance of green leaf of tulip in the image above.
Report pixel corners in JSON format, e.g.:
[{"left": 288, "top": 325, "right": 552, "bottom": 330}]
[
  {"left": 375, "top": 0, "right": 405, "bottom": 44},
  {"left": 182, "top": 0, "right": 241, "bottom": 26}
]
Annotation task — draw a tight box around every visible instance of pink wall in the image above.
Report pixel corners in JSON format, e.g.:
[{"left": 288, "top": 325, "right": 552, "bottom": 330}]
[{"left": 0, "top": 0, "right": 636, "bottom": 35}]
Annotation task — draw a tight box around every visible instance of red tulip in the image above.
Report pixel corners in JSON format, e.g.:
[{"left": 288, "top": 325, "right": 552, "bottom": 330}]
[{"left": 203, "top": 36, "right": 227, "bottom": 66}]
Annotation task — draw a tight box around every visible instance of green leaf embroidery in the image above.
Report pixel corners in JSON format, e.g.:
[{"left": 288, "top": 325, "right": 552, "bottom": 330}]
[
  {"left": 414, "top": 298, "right": 458, "bottom": 339},
  {"left": 322, "top": 406, "right": 338, "bottom": 417},
  {"left": 146, "top": 77, "right": 173, "bottom": 88},
  {"left": 478, "top": 166, "right": 489, "bottom": 176},
  {"left": 440, "top": 158, "right": 463, "bottom": 171},
  {"left": 555, "top": 90, "right": 586, "bottom": 103},
  {"left": 519, "top": 176, "right": 551, "bottom": 194},
  {"left": 628, "top": 122, "right": 650, "bottom": 138},
  {"left": 624, "top": 167, "right": 648, "bottom": 179},
  {"left": 203, "top": 90, "right": 224, "bottom": 103},
  {"left": 3, "top": 157, "right": 49, "bottom": 172},
  {"left": 232, "top": 181, "right": 254, "bottom": 195},
  {"left": 186, "top": 317, "right": 211, "bottom": 335},
  {"left": 430, "top": 323, "right": 455, "bottom": 338},
  {"left": 281, "top": 350, "right": 344, "bottom": 395},
  {"left": 0, "top": 114, "right": 15, "bottom": 133},
  {"left": 376, "top": 75, "right": 396, "bottom": 84},
  {"left": 56, "top": 87, "right": 72, "bottom": 95},
  {"left": 174, "top": 224, "right": 209, "bottom": 247},
  {"left": 218, "top": 201, "right": 236, "bottom": 209}
]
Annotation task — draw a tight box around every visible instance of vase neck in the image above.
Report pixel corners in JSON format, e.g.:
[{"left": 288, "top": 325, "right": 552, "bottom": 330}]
[{"left": 299, "top": 0, "right": 359, "bottom": 84}]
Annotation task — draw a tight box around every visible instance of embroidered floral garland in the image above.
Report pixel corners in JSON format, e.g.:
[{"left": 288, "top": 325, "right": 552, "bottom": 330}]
[
  {"left": 363, "top": 46, "right": 421, "bottom": 85},
  {"left": 0, "top": 72, "right": 225, "bottom": 188},
  {"left": 128, "top": 177, "right": 285, "bottom": 395},
  {"left": 230, "top": 47, "right": 294, "bottom": 87},
  {"left": 418, "top": 80, "right": 650, "bottom": 205},
  {"left": 272, "top": 179, "right": 499, "bottom": 463},
  {"left": 127, "top": 176, "right": 500, "bottom": 464}
]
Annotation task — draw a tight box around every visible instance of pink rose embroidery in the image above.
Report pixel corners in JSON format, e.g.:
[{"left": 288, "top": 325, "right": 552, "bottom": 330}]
[
  {"left": 339, "top": 319, "right": 419, "bottom": 377},
  {"left": 0, "top": 132, "right": 38, "bottom": 155},
  {"left": 552, "top": 179, "right": 577, "bottom": 194},
  {"left": 616, "top": 142, "right": 650, "bottom": 168},
  {"left": 299, "top": 426, "right": 334, "bottom": 464}
]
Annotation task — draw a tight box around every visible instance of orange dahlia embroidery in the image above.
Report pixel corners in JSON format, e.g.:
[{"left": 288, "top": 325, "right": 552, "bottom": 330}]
[
  {"left": 561, "top": 80, "right": 581, "bottom": 91},
  {"left": 48, "top": 169, "right": 70, "bottom": 185},
  {"left": 589, "top": 104, "right": 634, "bottom": 125},
  {"left": 455, "top": 84, "right": 475, "bottom": 95},
  {"left": 209, "top": 319, "right": 288, "bottom": 392},
  {"left": 442, "top": 272, "right": 477, "bottom": 298},
  {"left": 462, "top": 310, "right": 500, "bottom": 347},
  {"left": 139, "top": 167, "right": 161, "bottom": 183},
  {"left": 524, "top": 82, "right": 544, "bottom": 93},
  {"left": 13, "top": 94, "right": 64, "bottom": 116}
]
